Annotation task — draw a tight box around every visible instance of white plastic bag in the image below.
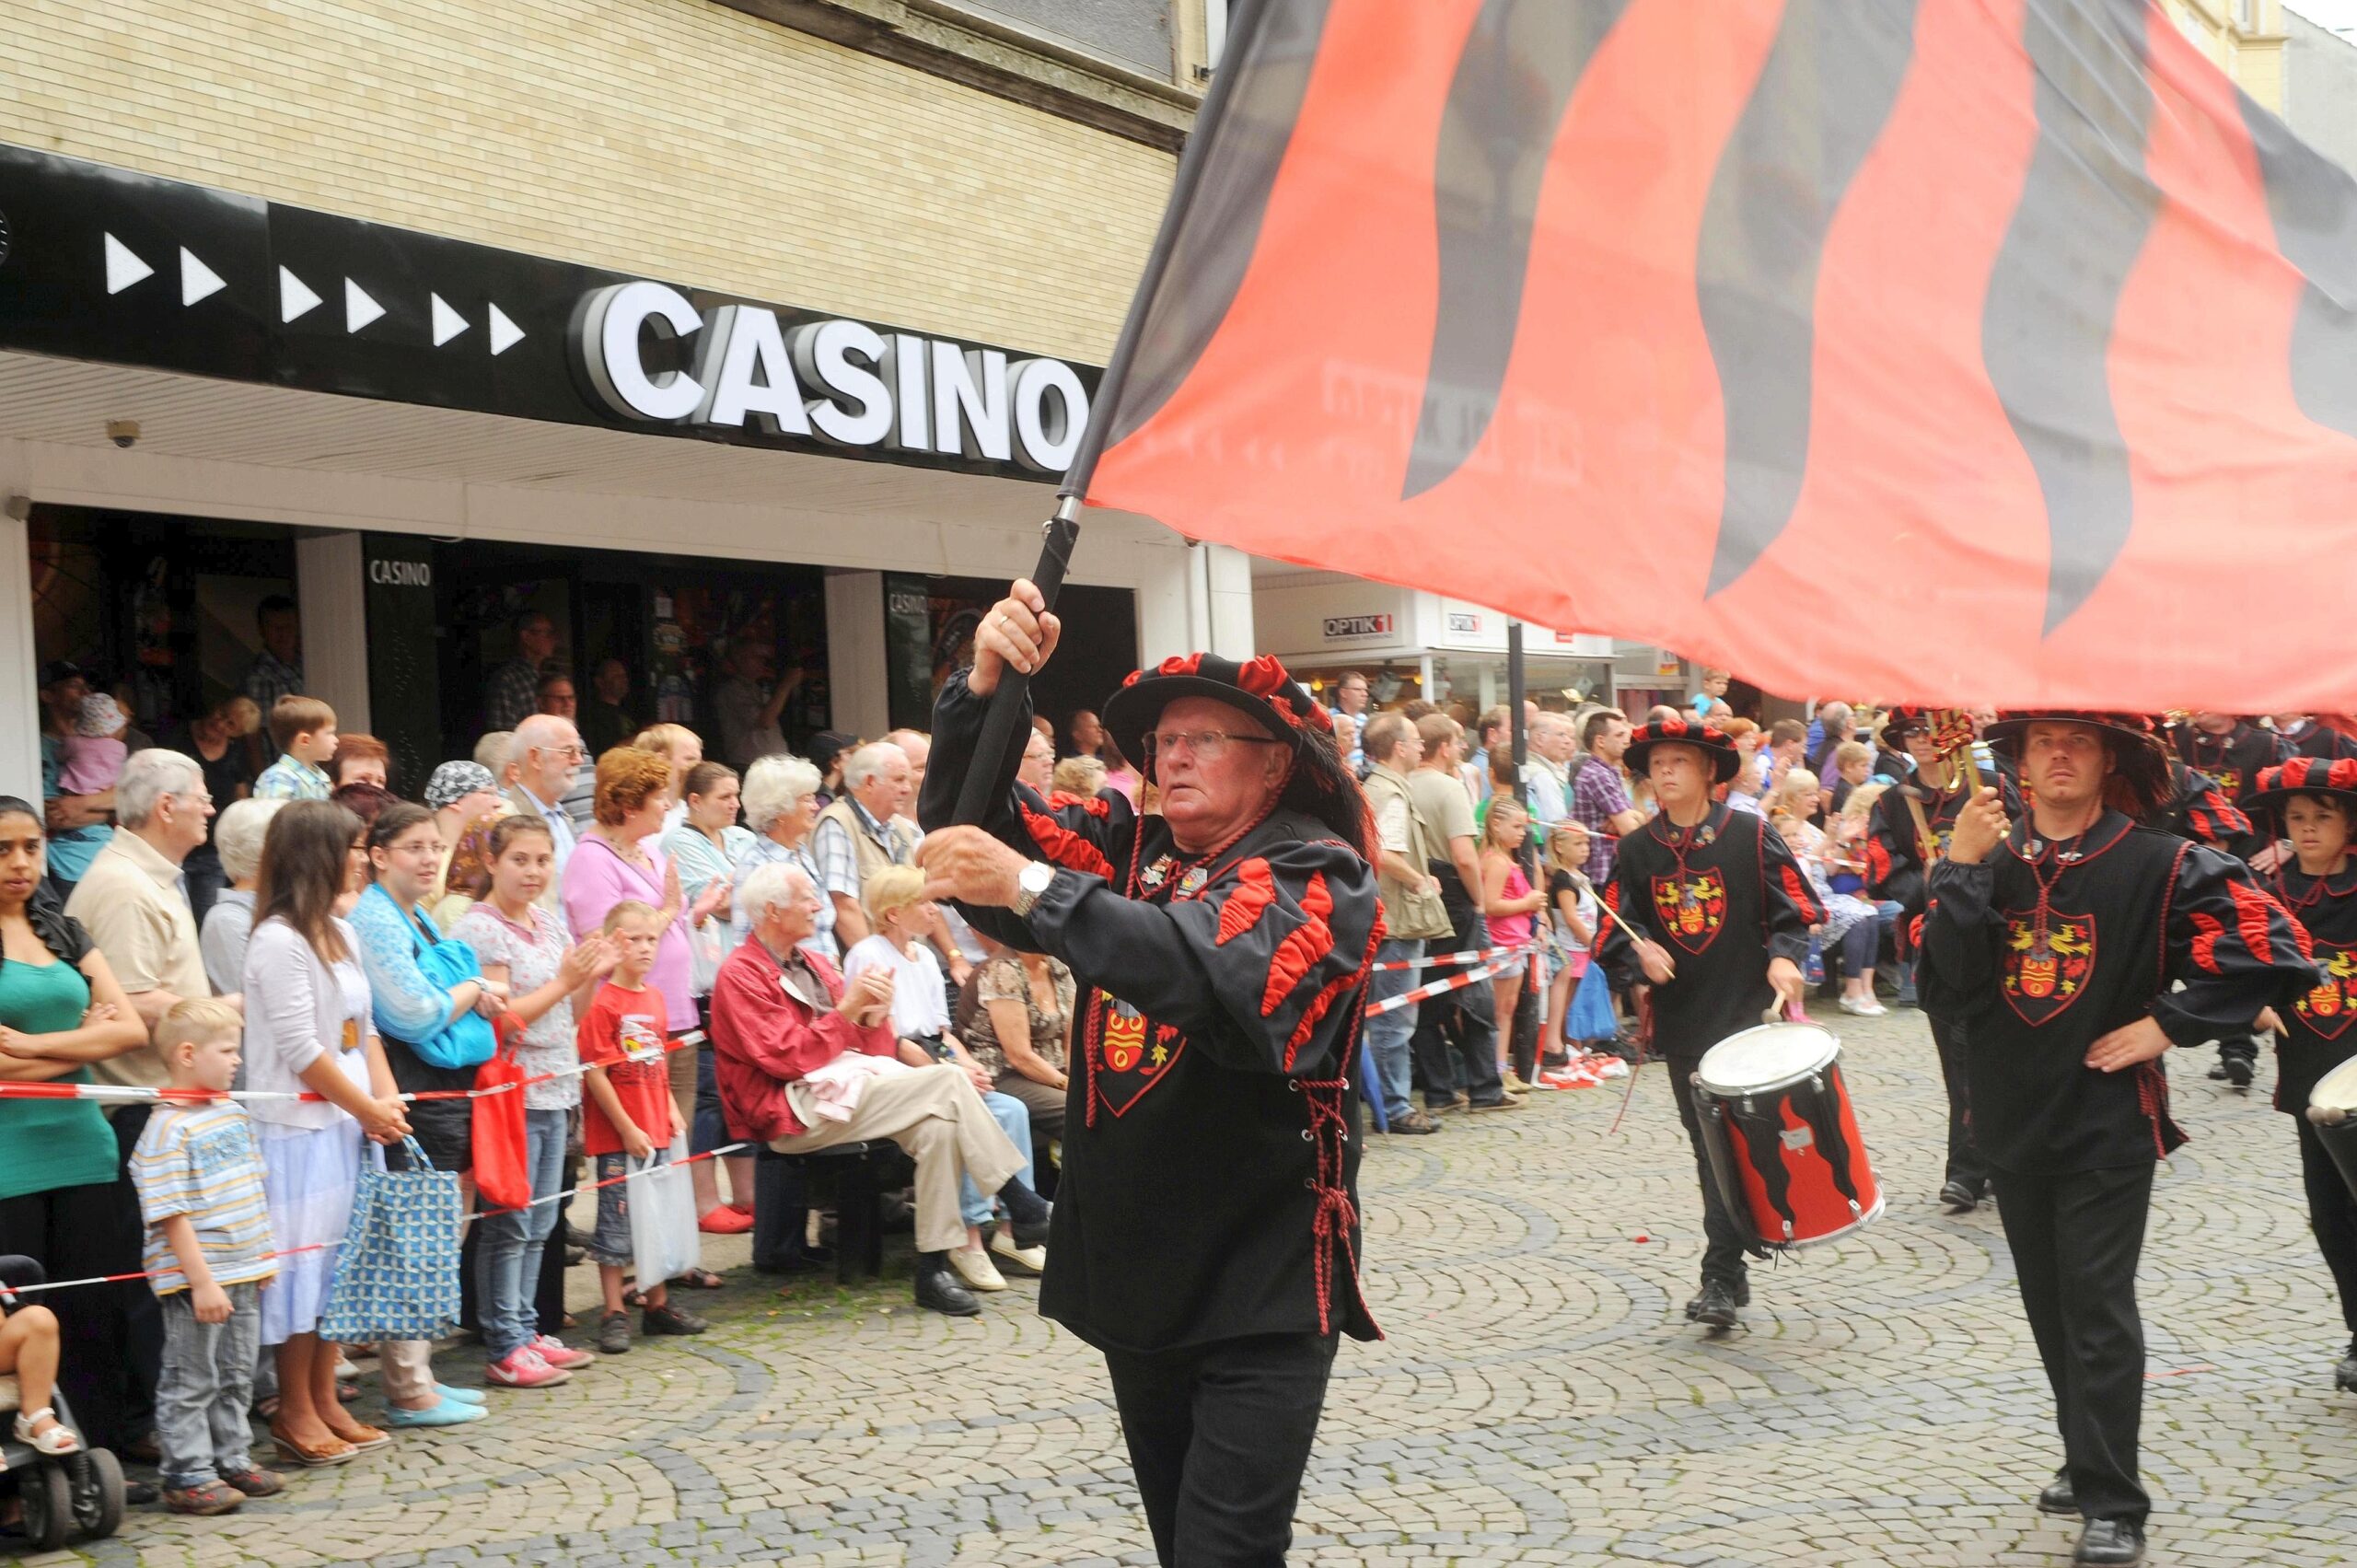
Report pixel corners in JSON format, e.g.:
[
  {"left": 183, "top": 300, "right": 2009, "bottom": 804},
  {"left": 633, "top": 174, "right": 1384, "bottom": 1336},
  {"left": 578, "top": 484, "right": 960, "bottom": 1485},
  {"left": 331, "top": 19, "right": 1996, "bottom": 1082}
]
[{"left": 627, "top": 1134, "right": 702, "bottom": 1288}]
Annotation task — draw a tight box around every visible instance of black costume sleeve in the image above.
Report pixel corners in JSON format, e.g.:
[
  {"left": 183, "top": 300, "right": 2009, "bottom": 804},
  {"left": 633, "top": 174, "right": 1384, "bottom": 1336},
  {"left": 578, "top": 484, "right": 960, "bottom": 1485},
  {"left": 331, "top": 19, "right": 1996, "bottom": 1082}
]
[
  {"left": 1862, "top": 787, "right": 1918, "bottom": 899},
  {"left": 919, "top": 669, "right": 1138, "bottom": 951},
  {"left": 1594, "top": 841, "right": 1653, "bottom": 990},
  {"left": 1026, "top": 836, "right": 1381, "bottom": 1077},
  {"left": 1758, "top": 818, "right": 1822, "bottom": 968},
  {"left": 2153, "top": 844, "right": 2319, "bottom": 1045},
  {"left": 1919, "top": 857, "right": 2000, "bottom": 1009}
]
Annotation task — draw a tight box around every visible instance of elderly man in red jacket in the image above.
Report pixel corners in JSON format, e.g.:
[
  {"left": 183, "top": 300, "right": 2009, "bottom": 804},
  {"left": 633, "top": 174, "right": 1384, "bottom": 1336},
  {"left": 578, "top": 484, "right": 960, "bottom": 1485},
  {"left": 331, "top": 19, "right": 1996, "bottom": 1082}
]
[{"left": 709, "top": 861, "right": 1049, "bottom": 1317}]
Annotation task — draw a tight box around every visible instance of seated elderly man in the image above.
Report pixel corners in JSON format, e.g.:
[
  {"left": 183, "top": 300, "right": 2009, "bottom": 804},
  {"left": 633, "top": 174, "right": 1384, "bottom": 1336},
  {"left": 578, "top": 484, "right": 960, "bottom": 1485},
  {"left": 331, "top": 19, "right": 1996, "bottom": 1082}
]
[{"left": 709, "top": 862, "right": 1051, "bottom": 1317}]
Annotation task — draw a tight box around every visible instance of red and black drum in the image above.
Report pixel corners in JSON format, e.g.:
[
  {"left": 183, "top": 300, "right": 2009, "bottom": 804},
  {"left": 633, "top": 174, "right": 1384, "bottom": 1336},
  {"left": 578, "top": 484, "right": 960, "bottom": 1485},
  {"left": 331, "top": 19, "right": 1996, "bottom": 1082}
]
[
  {"left": 2306, "top": 1055, "right": 2357, "bottom": 1203},
  {"left": 1693, "top": 1023, "right": 1884, "bottom": 1252}
]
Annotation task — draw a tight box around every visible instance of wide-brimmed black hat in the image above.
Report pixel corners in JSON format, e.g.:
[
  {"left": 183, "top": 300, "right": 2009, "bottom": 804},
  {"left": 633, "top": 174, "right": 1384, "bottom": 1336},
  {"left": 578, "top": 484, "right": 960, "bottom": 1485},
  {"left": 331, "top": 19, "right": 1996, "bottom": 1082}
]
[
  {"left": 1982, "top": 710, "right": 2172, "bottom": 816},
  {"left": 1101, "top": 653, "right": 1332, "bottom": 774},
  {"left": 2246, "top": 756, "right": 2357, "bottom": 816},
  {"left": 1623, "top": 715, "right": 1743, "bottom": 784}
]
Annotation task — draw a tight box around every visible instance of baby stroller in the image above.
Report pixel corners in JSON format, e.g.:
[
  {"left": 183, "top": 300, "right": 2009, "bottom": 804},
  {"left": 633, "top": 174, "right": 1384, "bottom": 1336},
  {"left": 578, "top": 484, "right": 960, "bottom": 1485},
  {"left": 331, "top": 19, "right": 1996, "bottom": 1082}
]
[{"left": 0, "top": 1255, "right": 126, "bottom": 1551}]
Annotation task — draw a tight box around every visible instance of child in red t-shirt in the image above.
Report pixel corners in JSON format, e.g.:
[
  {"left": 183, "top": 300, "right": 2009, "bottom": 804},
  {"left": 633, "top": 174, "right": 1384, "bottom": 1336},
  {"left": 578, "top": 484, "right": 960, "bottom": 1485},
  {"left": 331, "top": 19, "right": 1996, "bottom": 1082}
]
[{"left": 576, "top": 900, "right": 707, "bottom": 1353}]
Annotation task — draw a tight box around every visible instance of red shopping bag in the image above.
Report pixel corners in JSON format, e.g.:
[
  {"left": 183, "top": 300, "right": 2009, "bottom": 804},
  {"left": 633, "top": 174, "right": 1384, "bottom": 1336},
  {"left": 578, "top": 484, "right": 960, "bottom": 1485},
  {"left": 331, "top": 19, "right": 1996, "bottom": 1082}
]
[{"left": 470, "top": 1016, "right": 532, "bottom": 1213}]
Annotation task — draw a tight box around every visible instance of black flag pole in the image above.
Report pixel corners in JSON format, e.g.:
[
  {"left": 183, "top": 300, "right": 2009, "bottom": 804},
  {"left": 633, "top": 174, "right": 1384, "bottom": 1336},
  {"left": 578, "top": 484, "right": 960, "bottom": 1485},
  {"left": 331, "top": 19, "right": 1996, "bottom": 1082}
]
[{"left": 949, "top": 0, "right": 1274, "bottom": 828}]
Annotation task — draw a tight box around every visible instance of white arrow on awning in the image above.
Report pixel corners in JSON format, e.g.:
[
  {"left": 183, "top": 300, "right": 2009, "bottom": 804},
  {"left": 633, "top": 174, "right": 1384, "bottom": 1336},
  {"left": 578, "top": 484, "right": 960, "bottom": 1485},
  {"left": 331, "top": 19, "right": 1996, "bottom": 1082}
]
[
  {"left": 279, "top": 266, "right": 322, "bottom": 323},
  {"left": 486, "top": 302, "right": 525, "bottom": 356},
  {"left": 429, "top": 293, "right": 469, "bottom": 347},
  {"left": 345, "top": 278, "right": 384, "bottom": 334},
  {"left": 180, "top": 248, "right": 226, "bottom": 307},
  {"left": 103, "top": 234, "right": 154, "bottom": 295}
]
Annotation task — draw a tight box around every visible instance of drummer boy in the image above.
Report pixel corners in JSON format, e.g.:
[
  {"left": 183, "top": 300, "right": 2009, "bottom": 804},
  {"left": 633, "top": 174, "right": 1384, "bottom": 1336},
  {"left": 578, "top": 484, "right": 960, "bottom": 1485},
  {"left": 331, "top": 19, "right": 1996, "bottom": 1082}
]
[{"left": 1599, "top": 719, "right": 1818, "bottom": 1330}]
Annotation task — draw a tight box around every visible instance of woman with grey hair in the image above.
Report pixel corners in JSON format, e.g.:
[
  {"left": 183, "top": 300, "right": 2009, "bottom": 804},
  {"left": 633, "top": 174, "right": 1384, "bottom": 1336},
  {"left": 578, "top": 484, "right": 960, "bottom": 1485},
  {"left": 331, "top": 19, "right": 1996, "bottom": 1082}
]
[
  {"left": 200, "top": 797, "right": 287, "bottom": 995},
  {"left": 729, "top": 754, "right": 834, "bottom": 959}
]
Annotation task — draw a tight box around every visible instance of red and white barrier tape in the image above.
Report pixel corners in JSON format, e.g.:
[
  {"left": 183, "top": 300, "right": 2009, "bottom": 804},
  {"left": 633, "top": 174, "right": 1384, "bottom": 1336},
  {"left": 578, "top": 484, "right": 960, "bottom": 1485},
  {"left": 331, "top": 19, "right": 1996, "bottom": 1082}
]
[
  {"left": 0, "top": 1032, "right": 706, "bottom": 1107},
  {"left": 1367, "top": 958, "right": 1516, "bottom": 1016},
  {"left": 1366, "top": 943, "right": 1534, "bottom": 973},
  {"left": 0, "top": 1141, "right": 753, "bottom": 1297}
]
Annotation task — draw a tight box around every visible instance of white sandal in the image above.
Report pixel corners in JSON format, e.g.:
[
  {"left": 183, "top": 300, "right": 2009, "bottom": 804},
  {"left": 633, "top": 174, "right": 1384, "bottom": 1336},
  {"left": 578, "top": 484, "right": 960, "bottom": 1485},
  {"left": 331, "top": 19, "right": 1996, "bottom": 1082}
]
[{"left": 11, "top": 1408, "right": 82, "bottom": 1456}]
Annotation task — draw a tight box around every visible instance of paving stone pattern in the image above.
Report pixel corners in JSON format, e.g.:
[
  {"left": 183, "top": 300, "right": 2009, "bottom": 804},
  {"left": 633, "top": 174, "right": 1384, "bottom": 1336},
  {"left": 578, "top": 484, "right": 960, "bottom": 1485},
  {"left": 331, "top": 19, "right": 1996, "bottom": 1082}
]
[{"left": 39, "top": 1009, "right": 2357, "bottom": 1567}]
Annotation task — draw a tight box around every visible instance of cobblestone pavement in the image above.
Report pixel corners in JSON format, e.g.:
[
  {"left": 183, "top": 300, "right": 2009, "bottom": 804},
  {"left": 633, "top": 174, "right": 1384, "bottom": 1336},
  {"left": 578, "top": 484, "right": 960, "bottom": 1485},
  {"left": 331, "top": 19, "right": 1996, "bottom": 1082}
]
[{"left": 35, "top": 1007, "right": 2357, "bottom": 1567}]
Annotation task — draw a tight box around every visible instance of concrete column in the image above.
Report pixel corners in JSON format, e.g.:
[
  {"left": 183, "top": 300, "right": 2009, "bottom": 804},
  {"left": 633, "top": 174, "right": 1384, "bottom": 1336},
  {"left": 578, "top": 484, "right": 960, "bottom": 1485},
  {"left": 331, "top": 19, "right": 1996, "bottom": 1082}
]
[
  {"left": 295, "top": 531, "right": 371, "bottom": 734},
  {"left": 824, "top": 571, "right": 889, "bottom": 738},
  {"left": 0, "top": 452, "right": 41, "bottom": 803},
  {"left": 1200, "top": 543, "right": 1256, "bottom": 658}
]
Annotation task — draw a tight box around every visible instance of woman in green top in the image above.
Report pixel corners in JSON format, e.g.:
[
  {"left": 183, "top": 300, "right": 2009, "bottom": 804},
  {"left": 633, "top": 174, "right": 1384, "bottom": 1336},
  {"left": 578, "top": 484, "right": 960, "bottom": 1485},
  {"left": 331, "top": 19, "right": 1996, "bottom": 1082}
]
[{"left": 0, "top": 793, "right": 152, "bottom": 1456}]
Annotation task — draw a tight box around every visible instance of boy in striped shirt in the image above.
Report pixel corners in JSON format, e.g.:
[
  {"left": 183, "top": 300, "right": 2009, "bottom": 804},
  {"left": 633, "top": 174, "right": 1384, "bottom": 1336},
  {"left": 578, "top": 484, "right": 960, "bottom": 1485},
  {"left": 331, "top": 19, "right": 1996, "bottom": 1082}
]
[{"left": 130, "top": 999, "right": 283, "bottom": 1515}]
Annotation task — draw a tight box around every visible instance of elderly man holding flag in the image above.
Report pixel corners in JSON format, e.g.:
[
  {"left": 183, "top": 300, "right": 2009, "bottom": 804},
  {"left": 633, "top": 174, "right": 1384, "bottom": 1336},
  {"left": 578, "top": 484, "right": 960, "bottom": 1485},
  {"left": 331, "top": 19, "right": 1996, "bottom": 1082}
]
[{"left": 915, "top": 578, "right": 1381, "bottom": 1568}]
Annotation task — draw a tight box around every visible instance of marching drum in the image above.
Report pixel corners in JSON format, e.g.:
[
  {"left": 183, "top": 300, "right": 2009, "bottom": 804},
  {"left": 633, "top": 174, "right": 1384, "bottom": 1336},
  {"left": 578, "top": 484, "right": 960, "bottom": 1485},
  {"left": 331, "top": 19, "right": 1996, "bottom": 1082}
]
[
  {"left": 1694, "top": 1022, "right": 1885, "bottom": 1252},
  {"left": 2305, "top": 1055, "right": 2357, "bottom": 1203}
]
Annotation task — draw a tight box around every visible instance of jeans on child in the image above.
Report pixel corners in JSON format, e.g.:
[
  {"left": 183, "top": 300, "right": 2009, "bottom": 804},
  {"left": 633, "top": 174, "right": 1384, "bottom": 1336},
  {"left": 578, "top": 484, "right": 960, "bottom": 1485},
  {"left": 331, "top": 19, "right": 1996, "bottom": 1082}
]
[
  {"left": 156, "top": 1282, "right": 261, "bottom": 1490},
  {"left": 962, "top": 1090, "right": 1034, "bottom": 1228},
  {"left": 474, "top": 1108, "right": 569, "bottom": 1359}
]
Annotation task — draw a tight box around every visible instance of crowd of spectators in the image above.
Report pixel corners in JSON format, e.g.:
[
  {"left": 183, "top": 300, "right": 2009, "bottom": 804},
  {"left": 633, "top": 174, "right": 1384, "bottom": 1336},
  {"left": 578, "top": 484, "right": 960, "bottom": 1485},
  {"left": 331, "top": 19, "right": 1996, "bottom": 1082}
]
[{"left": 0, "top": 615, "right": 1161, "bottom": 1524}]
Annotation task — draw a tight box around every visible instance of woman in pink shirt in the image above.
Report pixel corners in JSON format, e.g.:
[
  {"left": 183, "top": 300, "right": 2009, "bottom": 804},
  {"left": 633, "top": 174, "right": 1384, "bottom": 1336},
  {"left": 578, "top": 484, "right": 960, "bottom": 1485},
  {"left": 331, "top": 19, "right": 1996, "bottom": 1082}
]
[{"left": 560, "top": 747, "right": 726, "bottom": 1286}]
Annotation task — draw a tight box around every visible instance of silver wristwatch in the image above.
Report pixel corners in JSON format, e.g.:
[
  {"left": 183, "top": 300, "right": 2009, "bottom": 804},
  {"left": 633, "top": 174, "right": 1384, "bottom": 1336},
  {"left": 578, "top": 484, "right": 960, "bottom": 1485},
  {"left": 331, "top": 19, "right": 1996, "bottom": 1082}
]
[{"left": 1009, "top": 859, "right": 1056, "bottom": 918}]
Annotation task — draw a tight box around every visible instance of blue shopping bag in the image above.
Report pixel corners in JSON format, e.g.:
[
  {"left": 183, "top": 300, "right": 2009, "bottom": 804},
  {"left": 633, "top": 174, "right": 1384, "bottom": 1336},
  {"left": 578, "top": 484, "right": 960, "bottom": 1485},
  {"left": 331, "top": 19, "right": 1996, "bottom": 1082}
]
[
  {"left": 318, "top": 1135, "right": 463, "bottom": 1343},
  {"left": 1565, "top": 959, "right": 1619, "bottom": 1044}
]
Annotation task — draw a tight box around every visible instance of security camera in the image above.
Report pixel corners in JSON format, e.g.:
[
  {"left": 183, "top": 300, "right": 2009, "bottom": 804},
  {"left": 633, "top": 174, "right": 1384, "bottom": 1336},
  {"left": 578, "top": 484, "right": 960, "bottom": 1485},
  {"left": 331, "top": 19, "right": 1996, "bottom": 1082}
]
[{"left": 106, "top": 420, "right": 140, "bottom": 448}]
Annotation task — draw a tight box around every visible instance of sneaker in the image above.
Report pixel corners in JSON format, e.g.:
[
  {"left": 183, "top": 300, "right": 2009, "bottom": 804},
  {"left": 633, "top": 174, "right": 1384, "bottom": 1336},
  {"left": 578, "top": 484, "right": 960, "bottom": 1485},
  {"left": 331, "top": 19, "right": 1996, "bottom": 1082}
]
[
  {"left": 217, "top": 1466, "right": 284, "bottom": 1499},
  {"left": 697, "top": 1205, "right": 755, "bottom": 1236},
  {"left": 597, "top": 1309, "right": 633, "bottom": 1355},
  {"left": 486, "top": 1346, "right": 572, "bottom": 1389},
  {"left": 642, "top": 1301, "right": 710, "bottom": 1336},
  {"left": 1500, "top": 1070, "right": 1536, "bottom": 1095},
  {"left": 531, "top": 1334, "right": 597, "bottom": 1371},
  {"left": 381, "top": 1396, "right": 485, "bottom": 1428},
  {"left": 988, "top": 1232, "right": 1047, "bottom": 1275},
  {"left": 163, "top": 1480, "right": 247, "bottom": 1516},
  {"left": 948, "top": 1246, "right": 1008, "bottom": 1292}
]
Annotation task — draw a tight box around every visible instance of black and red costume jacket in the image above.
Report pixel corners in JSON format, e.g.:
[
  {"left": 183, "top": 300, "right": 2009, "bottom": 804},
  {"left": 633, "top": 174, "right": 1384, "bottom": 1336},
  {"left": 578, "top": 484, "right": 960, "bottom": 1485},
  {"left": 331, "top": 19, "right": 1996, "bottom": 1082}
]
[
  {"left": 2171, "top": 723, "right": 2278, "bottom": 858},
  {"left": 2272, "top": 720, "right": 2357, "bottom": 764},
  {"left": 920, "top": 673, "right": 1381, "bottom": 1354},
  {"left": 1921, "top": 813, "right": 2315, "bottom": 1174},
  {"left": 2154, "top": 761, "right": 2254, "bottom": 850},
  {"left": 2268, "top": 859, "right": 2357, "bottom": 1117},
  {"left": 1598, "top": 803, "right": 1820, "bottom": 1059}
]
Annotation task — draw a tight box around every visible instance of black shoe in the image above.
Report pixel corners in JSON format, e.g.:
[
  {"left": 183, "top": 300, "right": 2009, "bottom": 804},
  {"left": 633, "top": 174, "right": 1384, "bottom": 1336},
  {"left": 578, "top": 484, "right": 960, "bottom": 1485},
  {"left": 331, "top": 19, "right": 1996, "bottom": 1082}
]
[
  {"left": 1940, "top": 1179, "right": 1980, "bottom": 1214},
  {"left": 642, "top": 1301, "right": 709, "bottom": 1336},
  {"left": 2073, "top": 1518, "right": 2144, "bottom": 1565},
  {"left": 124, "top": 1481, "right": 160, "bottom": 1507},
  {"left": 2335, "top": 1343, "right": 2357, "bottom": 1393},
  {"left": 2207, "top": 1063, "right": 2231, "bottom": 1081},
  {"left": 1733, "top": 1277, "right": 1750, "bottom": 1308},
  {"left": 1683, "top": 1293, "right": 1702, "bottom": 1322},
  {"left": 2038, "top": 1469, "right": 2075, "bottom": 1516},
  {"left": 1692, "top": 1277, "right": 1740, "bottom": 1329},
  {"left": 752, "top": 1245, "right": 836, "bottom": 1276},
  {"left": 596, "top": 1309, "right": 633, "bottom": 1355},
  {"left": 914, "top": 1255, "right": 981, "bottom": 1318},
  {"left": 2224, "top": 1056, "right": 2254, "bottom": 1090}
]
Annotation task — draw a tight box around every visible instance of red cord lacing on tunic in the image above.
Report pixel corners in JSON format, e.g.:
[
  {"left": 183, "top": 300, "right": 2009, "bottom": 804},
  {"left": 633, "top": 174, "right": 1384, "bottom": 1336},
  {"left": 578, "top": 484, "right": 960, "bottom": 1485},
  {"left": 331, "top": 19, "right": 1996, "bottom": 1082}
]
[{"left": 1299, "top": 915, "right": 1383, "bottom": 1338}]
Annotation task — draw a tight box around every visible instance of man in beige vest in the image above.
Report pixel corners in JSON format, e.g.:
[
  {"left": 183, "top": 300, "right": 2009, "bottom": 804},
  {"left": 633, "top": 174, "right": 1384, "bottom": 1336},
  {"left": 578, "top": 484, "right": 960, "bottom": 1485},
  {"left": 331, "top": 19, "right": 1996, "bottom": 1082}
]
[
  {"left": 811, "top": 741, "right": 919, "bottom": 948},
  {"left": 1361, "top": 714, "right": 1456, "bottom": 1134}
]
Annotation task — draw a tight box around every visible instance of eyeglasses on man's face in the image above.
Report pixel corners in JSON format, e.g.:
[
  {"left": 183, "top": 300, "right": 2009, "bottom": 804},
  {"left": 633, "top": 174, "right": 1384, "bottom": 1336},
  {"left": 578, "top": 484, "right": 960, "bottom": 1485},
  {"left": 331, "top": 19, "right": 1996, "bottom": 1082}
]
[{"left": 1144, "top": 729, "right": 1285, "bottom": 763}]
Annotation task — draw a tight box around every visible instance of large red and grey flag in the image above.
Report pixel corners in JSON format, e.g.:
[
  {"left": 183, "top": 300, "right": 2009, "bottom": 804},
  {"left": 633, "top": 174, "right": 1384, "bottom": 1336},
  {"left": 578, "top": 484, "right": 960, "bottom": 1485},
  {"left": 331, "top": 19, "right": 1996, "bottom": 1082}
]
[{"left": 1076, "top": 0, "right": 2357, "bottom": 711}]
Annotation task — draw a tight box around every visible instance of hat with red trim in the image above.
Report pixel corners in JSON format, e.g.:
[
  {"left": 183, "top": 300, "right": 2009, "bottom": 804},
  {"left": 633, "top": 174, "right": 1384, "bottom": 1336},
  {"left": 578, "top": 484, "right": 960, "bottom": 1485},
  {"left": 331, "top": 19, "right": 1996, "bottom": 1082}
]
[
  {"left": 1623, "top": 715, "right": 1743, "bottom": 784},
  {"left": 1101, "top": 653, "right": 1332, "bottom": 773},
  {"left": 2245, "top": 755, "right": 2357, "bottom": 815},
  {"left": 1982, "top": 710, "right": 2172, "bottom": 816}
]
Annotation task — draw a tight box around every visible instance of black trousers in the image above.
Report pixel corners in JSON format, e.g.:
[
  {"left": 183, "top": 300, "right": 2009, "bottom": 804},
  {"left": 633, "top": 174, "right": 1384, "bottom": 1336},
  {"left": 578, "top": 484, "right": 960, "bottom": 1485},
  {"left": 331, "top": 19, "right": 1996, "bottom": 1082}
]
[
  {"left": 2295, "top": 1120, "right": 2357, "bottom": 1340},
  {"left": 108, "top": 1106, "right": 164, "bottom": 1434},
  {"left": 1409, "top": 912, "right": 1504, "bottom": 1108},
  {"left": 1101, "top": 1331, "right": 1339, "bottom": 1568},
  {"left": 751, "top": 1147, "right": 817, "bottom": 1271},
  {"left": 1667, "top": 1062, "right": 1751, "bottom": 1288},
  {"left": 0, "top": 1178, "right": 141, "bottom": 1452},
  {"left": 1929, "top": 1013, "right": 1988, "bottom": 1194},
  {"left": 1989, "top": 1162, "right": 2155, "bottom": 1525},
  {"left": 2215, "top": 1031, "right": 2258, "bottom": 1068}
]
